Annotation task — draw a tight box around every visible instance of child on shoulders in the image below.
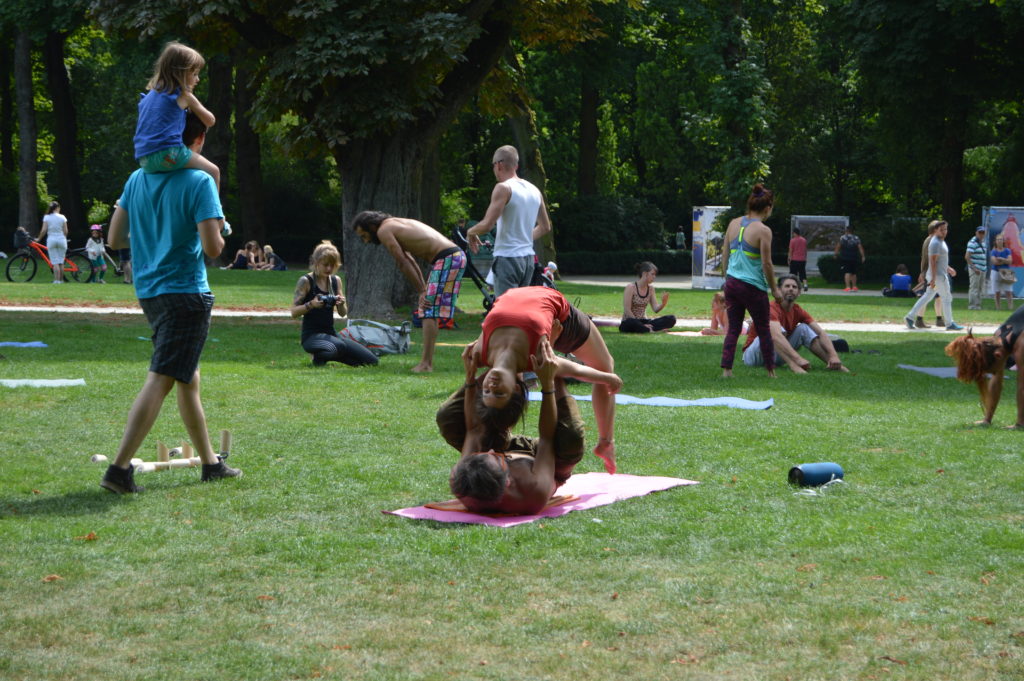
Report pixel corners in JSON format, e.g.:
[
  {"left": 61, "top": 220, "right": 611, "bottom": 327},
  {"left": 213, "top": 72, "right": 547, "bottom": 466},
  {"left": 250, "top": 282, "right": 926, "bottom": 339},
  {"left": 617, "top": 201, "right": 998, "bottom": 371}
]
[{"left": 134, "top": 41, "right": 220, "bottom": 189}]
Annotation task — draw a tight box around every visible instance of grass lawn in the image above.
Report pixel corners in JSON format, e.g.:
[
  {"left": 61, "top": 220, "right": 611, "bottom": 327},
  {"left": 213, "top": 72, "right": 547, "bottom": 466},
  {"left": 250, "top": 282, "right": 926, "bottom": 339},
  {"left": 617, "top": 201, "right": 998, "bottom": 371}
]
[{"left": 1, "top": 273, "right": 1022, "bottom": 680}]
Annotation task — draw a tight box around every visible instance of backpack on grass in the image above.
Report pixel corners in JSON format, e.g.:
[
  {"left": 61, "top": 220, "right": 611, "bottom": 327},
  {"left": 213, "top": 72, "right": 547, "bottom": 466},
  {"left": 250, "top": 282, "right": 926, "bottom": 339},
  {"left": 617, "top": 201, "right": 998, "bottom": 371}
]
[{"left": 340, "top": 319, "right": 411, "bottom": 356}]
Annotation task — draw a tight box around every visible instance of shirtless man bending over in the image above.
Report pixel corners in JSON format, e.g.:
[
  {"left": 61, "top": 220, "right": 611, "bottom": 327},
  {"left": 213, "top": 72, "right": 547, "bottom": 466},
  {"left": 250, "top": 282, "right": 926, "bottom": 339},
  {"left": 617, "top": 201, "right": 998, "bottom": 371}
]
[{"left": 351, "top": 210, "right": 467, "bottom": 373}]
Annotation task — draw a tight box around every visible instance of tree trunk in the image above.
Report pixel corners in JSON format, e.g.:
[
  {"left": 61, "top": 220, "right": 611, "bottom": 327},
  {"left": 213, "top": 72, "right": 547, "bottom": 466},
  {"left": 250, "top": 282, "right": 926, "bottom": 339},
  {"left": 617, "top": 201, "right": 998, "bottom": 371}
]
[
  {"left": 43, "top": 30, "right": 85, "bottom": 235},
  {"left": 939, "top": 106, "right": 967, "bottom": 231},
  {"left": 0, "top": 33, "right": 14, "bottom": 173},
  {"left": 14, "top": 31, "right": 38, "bottom": 231},
  {"left": 337, "top": 134, "right": 432, "bottom": 320},
  {"left": 234, "top": 64, "right": 264, "bottom": 244},
  {"left": 577, "top": 71, "right": 598, "bottom": 196},
  {"left": 205, "top": 54, "right": 233, "bottom": 197}
]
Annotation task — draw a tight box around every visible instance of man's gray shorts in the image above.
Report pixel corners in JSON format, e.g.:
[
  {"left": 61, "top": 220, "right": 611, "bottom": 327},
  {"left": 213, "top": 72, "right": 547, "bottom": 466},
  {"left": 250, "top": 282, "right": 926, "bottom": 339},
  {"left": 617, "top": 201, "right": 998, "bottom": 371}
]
[
  {"left": 742, "top": 323, "right": 818, "bottom": 367},
  {"left": 492, "top": 255, "right": 535, "bottom": 298}
]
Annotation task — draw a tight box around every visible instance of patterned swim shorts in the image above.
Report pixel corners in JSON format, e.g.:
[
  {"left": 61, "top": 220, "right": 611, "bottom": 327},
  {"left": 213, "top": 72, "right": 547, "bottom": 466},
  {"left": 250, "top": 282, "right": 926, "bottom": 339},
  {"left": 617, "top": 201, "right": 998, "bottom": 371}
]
[{"left": 422, "top": 247, "right": 466, "bottom": 320}]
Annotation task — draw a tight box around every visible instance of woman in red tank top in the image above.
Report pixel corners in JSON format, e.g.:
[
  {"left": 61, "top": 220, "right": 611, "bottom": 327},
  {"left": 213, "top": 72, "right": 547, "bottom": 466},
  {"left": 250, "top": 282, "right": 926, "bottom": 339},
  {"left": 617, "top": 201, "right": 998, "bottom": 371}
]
[{"left": 467, "top": 286, "right": 622, "bottom": 473}]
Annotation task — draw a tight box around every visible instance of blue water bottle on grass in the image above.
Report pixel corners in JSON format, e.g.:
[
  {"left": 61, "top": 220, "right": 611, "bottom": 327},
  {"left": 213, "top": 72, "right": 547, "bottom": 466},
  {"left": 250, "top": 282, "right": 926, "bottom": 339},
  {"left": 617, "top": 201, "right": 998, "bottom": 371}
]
[{"left": 788, "top": 462, "right": 844, "bottom": 486}]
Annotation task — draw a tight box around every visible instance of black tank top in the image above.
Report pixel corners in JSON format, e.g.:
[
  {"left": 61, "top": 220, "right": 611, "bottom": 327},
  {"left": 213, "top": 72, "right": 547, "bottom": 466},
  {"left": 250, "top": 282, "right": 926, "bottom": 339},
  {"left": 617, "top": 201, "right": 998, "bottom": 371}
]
[
  {"left": 300, "top": 273, "right": 339, "bottom": 341},
  {"left": 997, "top": 305, "right": 1024, "bottom": 350}
]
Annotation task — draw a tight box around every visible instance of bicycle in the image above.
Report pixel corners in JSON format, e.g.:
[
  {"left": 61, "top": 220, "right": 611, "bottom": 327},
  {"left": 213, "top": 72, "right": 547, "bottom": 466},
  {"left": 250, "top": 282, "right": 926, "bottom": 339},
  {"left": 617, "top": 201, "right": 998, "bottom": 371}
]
[{"left": 5, "top": 240, "right": 94, "bottom": 283}]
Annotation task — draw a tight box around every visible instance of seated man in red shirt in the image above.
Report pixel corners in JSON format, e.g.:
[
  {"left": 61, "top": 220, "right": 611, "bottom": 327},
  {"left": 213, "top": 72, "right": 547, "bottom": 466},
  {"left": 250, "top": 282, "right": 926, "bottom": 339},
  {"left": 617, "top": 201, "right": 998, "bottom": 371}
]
[{"left": 741, "top": 274, "right": 848, "bottom": 374}]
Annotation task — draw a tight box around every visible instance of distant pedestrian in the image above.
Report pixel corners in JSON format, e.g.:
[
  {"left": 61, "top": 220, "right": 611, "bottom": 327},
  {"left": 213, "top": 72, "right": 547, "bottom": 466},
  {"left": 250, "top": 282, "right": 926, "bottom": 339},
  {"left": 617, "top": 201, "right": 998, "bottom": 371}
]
[
  {"left": 85, "top": 224, "right": 108, "bottom": 283},
  {"left": 904, "top": 220, "right": 963, "bottom": 331},
  {"left": 965, "top": 225, "right": 987, "bottom": 310},
  {"left": 990, "top": 233, "right": 1015, "bottom": 311},
  {"left": 788, "top": 227, "right": 808, "bottom": 291},
  {"left": 37, "top": 201, "right": 68, "bottom": 284},
  {"left": 834, "top": 225, "right": 865, "bottom": 292}
]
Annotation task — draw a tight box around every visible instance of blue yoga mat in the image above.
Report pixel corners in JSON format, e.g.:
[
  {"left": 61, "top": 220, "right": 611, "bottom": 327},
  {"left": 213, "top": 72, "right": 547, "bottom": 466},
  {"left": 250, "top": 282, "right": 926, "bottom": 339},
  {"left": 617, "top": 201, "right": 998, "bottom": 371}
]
[
  {"left": 0, "top": 341, "right": 48, "bottom": 348},
  {"left": 528, "top": 391, "right": 773, "bottom": 410}
]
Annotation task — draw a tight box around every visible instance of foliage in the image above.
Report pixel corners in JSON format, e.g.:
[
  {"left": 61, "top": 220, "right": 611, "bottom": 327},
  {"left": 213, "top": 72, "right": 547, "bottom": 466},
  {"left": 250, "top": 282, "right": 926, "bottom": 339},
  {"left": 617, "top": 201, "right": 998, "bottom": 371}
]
[
  {"left": 553, "top": 194, "right": 666, "bottom": 252},
  {"left": 814, "top": 252, "right": 961, "bottom": 287}
]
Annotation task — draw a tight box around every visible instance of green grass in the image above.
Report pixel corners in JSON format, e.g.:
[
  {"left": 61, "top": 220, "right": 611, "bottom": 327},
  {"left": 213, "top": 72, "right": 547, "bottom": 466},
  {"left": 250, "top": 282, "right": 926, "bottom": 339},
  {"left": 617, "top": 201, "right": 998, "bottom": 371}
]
[
  {"left": 2, "top": 267, "right": 1014, "bottom": 328},
  {"left": 1, "top": 279, "right": 1022, "bottom": 680}
]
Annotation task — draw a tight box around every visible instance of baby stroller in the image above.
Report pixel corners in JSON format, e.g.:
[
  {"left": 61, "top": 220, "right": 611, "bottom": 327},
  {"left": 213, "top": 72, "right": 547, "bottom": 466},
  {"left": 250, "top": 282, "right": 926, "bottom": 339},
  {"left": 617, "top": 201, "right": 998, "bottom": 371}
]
[{"left": 452, "top": 225, "right": 496, "bottom": 312}]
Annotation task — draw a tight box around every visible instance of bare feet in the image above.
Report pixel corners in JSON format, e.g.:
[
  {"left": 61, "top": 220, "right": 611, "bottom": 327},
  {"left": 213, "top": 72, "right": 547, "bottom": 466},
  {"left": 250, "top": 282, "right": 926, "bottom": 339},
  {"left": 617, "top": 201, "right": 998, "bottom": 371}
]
[
  {"left": 1004, "top": 423, "right": 1024, "bottom": 431},
  {"left": 594, "top": 438, "right": 616, "bottom": 474},
  {"left": 722, "top": 369, "right": 733, "bottom": 378},
  {"left": 974, "top": 419, "right": 992, "bottom": 427},
  {"left": 767, "top": 369, "right": 777, "bottom": 378},
  {"left": 791, "top": 364, "right": 808, "bottom": 375},
  {"left": 410, "top": 362, "right": 433, "bottom": 373}
]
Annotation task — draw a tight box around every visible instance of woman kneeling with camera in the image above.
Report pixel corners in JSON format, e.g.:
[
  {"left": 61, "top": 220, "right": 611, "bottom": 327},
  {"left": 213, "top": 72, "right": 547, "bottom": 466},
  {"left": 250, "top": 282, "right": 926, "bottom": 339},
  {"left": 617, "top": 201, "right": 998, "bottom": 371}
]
[{"left": 291, "top": 240, "right": 378, "bottom": 367}]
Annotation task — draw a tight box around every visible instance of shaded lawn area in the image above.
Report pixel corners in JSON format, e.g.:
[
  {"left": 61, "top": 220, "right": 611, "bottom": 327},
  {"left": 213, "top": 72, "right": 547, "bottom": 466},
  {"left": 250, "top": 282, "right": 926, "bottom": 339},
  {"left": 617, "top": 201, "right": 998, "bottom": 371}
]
[{"left": 0, "top": 304, "right": 1022, "bottom": 680}]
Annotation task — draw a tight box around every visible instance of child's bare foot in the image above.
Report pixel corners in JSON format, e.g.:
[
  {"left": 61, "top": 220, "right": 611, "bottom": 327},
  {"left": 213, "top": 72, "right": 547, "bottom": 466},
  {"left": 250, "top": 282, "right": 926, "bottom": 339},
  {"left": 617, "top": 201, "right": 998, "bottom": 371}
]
[
  {"left": 767, "top": 369, "right": 777, "bottom": 378},
  {"left": 722, "top": 369, "right": 733, "bottom": 378},
  {"left": 410, "top": 362, "right": 433, "bottom": 373},
  {"left": 594, "top": 438, "right": 616, "bottom": 474},
  {"left": 973, "top": 419, "right": 992, "bottom": 427}
]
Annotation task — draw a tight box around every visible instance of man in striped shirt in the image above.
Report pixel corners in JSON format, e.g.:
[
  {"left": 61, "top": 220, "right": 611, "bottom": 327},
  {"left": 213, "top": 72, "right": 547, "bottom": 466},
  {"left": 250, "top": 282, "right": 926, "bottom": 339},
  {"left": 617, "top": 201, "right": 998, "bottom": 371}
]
[{"left": 965, "top": 225, "right": 987, "bottom": 310}]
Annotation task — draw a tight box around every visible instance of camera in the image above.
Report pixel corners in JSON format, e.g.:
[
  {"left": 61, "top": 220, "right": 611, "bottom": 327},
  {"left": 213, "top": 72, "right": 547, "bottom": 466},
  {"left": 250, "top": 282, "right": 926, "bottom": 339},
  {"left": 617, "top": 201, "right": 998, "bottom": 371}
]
[{"left": 317, "top": 294, "right": 338, "bottom": 308}]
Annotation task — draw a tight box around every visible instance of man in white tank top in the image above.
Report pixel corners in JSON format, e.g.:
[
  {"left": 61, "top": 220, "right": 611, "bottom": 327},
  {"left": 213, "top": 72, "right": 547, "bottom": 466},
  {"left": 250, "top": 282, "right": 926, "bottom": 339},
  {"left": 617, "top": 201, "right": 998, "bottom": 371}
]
[{"left": 467, "top": 145, "right": 552, "bottom": 298}]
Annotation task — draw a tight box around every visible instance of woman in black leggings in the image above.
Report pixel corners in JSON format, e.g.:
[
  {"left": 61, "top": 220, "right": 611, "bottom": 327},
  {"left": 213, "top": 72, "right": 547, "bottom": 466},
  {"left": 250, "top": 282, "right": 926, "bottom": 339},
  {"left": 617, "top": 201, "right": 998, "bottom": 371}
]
[{"left": 291, "top": 240, "right": 378, "bottom": 367}]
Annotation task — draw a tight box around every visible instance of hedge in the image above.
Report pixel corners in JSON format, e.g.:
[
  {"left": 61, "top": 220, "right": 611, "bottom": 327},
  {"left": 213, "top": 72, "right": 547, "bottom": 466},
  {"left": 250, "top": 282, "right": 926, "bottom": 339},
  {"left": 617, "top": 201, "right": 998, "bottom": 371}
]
[
  {"left": 557, "top": 250, "right": 691, "bottom": 276},
  {"left": 815, "top": 253, "right": 960, "bottom": 285}
]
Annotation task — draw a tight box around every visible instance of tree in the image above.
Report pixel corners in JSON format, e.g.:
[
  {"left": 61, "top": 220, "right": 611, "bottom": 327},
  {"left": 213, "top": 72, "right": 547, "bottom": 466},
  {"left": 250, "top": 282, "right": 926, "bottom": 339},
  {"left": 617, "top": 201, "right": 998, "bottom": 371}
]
[
  {"left": 13, "top": 30, "right": 38, "bottom": 229},
  {"left": 44, "top": 27, "right": 87, "bottom": 232},
  {"left": 845, "top": 0, "right": 1024, "bottom": 229},
  {"left": 92, "top": 0, "right": 609, "bottom": 318}
]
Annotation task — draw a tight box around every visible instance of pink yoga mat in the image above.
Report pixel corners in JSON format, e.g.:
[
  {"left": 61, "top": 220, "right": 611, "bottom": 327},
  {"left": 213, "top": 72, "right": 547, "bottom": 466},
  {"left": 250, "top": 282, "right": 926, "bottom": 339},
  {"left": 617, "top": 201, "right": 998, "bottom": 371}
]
[{"left": 384, "top": 472, "right": 698, "bottom": 527}]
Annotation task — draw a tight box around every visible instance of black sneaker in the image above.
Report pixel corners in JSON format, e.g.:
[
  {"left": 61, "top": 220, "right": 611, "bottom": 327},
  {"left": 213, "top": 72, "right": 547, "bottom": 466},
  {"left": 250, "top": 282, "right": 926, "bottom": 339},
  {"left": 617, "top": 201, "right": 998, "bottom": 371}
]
[
  {"left": 100, "top": 463, "right": 144, "bottom": 494},
  {"left": 201, "top": 456, "right": 242, "bottom": 482}
]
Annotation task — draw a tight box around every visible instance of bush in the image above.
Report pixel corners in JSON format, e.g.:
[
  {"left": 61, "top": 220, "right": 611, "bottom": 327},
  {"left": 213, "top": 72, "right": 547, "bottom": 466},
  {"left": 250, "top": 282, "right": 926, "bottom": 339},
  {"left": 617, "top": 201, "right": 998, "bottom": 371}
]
[
  {"left": 553, "top": 195, "right": 666, "bottom": 252},
  {"left": 816, "top": 253, "right": 935, "bottom": 285},
  {"left": 557, "top": 249, "right": 691, "bottom": 275}
]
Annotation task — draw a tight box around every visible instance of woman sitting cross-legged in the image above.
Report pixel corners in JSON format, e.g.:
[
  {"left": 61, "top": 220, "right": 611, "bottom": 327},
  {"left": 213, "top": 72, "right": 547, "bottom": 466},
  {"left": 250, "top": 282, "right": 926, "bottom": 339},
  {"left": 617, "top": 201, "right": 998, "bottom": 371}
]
[
  {"left": 291, "top": 240, "right": 378, "bottom": 368},
  {"left": 619, "top": 261, "right": 676, "bottom": 333},
  {"left": 945, "top": 306, "right": 1024, "bottom": 429}
]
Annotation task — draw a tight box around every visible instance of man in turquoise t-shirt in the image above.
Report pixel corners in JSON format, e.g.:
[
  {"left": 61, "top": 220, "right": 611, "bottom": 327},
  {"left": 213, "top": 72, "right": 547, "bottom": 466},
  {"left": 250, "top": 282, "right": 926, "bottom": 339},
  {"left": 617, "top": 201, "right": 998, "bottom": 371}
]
[{"left": 100, "top": 113, "right": 241, "bottom": 494}]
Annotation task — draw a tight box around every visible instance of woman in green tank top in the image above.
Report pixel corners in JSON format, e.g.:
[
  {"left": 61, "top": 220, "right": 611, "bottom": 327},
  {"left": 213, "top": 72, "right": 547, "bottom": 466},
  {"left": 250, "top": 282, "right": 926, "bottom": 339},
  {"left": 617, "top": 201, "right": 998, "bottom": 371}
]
[{"left": 719, "top": 184, "right": 780, "bottom": 377}]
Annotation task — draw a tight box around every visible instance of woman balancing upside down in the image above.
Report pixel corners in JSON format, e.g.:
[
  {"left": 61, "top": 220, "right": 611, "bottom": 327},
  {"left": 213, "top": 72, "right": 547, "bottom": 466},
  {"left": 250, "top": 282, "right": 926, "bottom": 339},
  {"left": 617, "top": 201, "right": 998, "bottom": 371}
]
[
  {"left": 945, "top": 306, "right": 1024, "bottom": 429},
  {"left": 465, "top": 286, "right": 622, "bottom": 473}
]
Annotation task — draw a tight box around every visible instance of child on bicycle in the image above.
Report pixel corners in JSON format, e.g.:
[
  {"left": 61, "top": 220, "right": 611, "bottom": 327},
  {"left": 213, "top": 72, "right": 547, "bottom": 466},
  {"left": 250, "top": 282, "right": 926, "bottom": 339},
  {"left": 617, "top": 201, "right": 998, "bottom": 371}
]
[
  {"left": 85, "top": 224, "right": 108, "bottom": 283},
  {"left": 134, "top": 41, "right": 220, "bottom": 189}
]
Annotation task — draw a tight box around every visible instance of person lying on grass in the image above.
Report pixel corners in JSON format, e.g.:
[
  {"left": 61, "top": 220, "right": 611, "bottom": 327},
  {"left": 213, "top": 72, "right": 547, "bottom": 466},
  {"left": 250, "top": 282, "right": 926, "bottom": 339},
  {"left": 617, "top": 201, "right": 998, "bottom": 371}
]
[
  {"left": 438, "top": 338, "right": 592, "bottom": 508},
  {"left": 462, "top": 285, "right": 622, "bottom": 473},
  {"left": 449, "top": 338, "right": 579, "bottom": 515},
  {"left": 945, "top": 306, "right": 1024, "bottom": 430}
]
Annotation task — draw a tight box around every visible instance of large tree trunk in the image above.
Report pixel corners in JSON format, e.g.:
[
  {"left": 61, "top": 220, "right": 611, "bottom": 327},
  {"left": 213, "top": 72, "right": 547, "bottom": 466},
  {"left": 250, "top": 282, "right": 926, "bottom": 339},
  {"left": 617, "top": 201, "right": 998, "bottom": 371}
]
[
  {"left": 0, "top": 33, "right": 14, "bottom": 173},
  {"left": 234, "top": 64, "right": 265, "bottom": 244},
  {"left": 337, "top": 134, "right": 432, "bottom": 320},
  {"left": 205, "top": 54, "right": 233, "bottom": 197},
  {"left": 14, "top": 31, "right": 37, "bottom": 231},
  {"left": 43, "top": 30, "right": 85, "bottom": 235},
  {"left": 939, "top": 106, "right": 967, "bottom": 231}
]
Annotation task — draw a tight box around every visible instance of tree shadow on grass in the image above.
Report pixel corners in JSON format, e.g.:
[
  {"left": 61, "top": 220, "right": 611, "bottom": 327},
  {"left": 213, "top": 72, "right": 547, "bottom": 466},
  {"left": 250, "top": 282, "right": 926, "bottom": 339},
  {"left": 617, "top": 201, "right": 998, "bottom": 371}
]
[{"left": 0, "top": 489, "right": 125, "bottom": 519}]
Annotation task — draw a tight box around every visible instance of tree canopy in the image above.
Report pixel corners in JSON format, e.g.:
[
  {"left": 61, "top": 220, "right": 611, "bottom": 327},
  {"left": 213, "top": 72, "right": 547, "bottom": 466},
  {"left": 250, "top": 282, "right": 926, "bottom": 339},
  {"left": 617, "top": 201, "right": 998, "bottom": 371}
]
[{"left": 1, "top": 0, "right": 1022, "bottom": 311}]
